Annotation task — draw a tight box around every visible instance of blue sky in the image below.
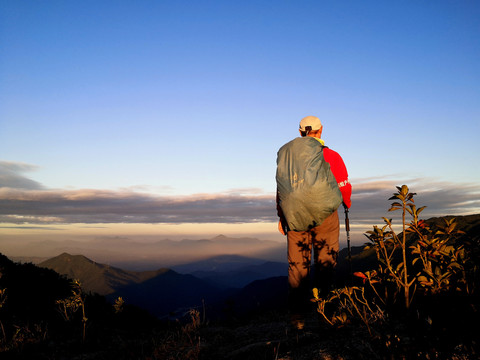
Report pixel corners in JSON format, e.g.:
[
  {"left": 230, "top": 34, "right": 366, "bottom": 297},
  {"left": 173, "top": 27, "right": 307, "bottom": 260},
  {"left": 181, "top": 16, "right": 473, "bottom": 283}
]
[{"left": 1, "top": 1, "right": 479, "bottom": 248}]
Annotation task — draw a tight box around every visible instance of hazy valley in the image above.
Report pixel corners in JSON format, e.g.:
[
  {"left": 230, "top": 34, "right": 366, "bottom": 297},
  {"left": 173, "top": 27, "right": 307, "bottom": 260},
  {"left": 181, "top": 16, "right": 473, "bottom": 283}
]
[{"left": 5, "top": 234, "right": 286, "bottom": 271}]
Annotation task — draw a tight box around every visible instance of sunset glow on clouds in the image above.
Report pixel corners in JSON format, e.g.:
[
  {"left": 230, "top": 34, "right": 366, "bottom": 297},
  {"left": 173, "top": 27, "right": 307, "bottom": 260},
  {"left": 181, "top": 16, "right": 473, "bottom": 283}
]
[{"left": 1, "top": 161, "right": 479, "bottom": 246}]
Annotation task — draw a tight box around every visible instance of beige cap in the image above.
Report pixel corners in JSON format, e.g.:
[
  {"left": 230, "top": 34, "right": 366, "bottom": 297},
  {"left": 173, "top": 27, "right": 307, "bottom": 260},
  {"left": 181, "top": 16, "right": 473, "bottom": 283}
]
[{"left": 299, "top": 116, "right": 322, "bottom": 131}]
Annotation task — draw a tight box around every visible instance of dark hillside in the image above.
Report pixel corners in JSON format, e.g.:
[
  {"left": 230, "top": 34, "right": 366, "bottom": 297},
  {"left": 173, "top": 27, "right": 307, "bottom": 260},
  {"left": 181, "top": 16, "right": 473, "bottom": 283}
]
[
  {"left": 39, "top": 252, "right": 166, "bottom": 295},
  {"left": 426, "top": 213, "right": 480, "bottom": 241},
  {"left": 222, "top": 276, "right": 289, "bottom": 318},
  {"left": 110, "top": 269, "right": 225, "bottom": 318},
  {"left": 0, "top": 253, "right": 72, "bottom": 326},
  {"left": 0, "top": 253, "right": 162, "bottom": 358},
  {"left": 39, "top": 253, "right": 228, "bottom": 318},
  {"left": 171, "top": 254, "right": 266, "bottom": 273},
  {"left": 190, "top": 261, "right": 287, "bottom": 288}
]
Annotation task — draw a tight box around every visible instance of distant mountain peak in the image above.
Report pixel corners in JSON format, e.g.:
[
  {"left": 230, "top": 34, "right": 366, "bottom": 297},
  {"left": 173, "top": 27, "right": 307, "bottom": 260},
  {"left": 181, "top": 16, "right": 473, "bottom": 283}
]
[{"left": 55, "top": 252, "right": 94, "bottom": 263}]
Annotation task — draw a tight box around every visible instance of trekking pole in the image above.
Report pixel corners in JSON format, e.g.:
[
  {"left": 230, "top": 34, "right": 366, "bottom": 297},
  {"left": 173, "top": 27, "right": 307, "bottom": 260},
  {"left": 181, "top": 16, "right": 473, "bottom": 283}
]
[{"left": 344, "top": 205, "right": 353, "bottom": 282}]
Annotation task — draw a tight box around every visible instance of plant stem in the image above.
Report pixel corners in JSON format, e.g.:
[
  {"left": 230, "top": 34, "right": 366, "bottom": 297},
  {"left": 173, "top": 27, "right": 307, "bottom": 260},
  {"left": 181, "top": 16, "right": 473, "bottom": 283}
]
[{"left": 402, "top": 199, "right": 410, "bottom": 309}]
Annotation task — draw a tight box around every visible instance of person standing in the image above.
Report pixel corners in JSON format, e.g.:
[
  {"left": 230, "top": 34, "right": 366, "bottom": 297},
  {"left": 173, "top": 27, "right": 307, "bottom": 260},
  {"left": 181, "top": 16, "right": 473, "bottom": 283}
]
[{"left": 276, "top": 115, "right": 352, "bottom": 313}]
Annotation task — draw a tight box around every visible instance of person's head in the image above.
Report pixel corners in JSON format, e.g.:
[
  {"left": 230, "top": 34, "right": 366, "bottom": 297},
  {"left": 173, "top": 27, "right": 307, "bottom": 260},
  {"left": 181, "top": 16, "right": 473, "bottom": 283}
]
[{"left": 299, "top": 116, "right": 322, "bottom": 138}]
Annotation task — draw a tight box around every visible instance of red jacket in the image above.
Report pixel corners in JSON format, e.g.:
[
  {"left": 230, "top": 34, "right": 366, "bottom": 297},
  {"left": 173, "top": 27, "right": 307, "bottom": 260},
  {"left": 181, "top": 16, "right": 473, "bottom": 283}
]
[{"left": 323, "top": 147, "right": 352, "bottom": 209}]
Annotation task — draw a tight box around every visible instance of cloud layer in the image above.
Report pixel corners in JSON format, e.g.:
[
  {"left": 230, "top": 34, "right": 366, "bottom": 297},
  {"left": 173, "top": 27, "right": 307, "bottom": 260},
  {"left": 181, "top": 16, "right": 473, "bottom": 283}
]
[
  {"left": 0, "top": 187, "right": 275, "bottom": 224},
  {"left": 0, "top": 161, "right": 44, "bottom": 190},
  {"left": 1, "top": 161, "right": 479, "bottom": 226}
]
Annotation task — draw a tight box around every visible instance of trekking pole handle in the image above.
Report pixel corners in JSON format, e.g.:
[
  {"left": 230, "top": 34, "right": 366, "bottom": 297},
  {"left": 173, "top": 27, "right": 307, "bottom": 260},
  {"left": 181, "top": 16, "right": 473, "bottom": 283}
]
[
  {"left": 343, "top": 204, "right": 353, "bottom": 283},
  {"left": 344, "top": 205, "right": 350, "bottom": 232}
]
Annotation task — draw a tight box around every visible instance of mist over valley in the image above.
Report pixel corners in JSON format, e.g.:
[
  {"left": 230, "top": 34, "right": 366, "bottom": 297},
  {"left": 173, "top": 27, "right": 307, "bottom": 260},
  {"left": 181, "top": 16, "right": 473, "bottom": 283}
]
[{"left": 5, "top": 234, "right": 286, "bottom": 271}]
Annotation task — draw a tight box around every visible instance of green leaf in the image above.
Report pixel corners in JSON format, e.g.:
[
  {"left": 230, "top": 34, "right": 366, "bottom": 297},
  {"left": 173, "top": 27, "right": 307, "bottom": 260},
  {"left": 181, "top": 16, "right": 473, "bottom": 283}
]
[{"left": 417, "top": 206, "right": 427, "bottom": 214}]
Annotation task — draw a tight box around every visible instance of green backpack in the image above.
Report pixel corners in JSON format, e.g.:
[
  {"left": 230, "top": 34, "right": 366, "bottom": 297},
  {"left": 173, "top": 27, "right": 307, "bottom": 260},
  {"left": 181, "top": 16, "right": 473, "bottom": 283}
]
[{"left": 276, "top": 136, "right": 342, "bottom": 232}]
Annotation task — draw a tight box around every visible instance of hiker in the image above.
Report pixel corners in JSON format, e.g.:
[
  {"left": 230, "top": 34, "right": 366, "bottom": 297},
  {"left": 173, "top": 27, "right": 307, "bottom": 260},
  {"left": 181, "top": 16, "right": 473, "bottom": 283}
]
[{"left": 276, "top": 115, "right": 352, "bottom": 312}]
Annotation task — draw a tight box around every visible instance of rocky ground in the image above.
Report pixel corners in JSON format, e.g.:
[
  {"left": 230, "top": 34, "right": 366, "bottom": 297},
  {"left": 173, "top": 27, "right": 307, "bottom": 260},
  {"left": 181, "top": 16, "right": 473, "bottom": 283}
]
[
  {"left": 4, "top": 308, "right": 476, "bottom": 360},
  {"left": 192, "top": 311, "right": 477, "bottom": 360},
  {"left": 189, "top": 311, "right": 385, "bottom": 360},
  {"left": 199, "top": 323, "right": 359, "bottom": 359}
]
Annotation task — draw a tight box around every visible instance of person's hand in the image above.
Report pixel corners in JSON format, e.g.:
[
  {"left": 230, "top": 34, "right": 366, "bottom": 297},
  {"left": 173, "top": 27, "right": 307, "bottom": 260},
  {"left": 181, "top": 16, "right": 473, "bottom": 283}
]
[{"left": 278, "top": 219, "right": 286, "bottom": 235}]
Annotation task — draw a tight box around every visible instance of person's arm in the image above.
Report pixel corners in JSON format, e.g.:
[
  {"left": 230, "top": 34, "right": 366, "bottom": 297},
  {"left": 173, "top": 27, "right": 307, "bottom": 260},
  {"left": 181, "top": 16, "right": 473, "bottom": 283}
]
[
  {"left": 276, "top": 190, "right": 288, "bottom": 235},
  {"left": 323, "top": 148, "right": 352, "bottom": 208}
]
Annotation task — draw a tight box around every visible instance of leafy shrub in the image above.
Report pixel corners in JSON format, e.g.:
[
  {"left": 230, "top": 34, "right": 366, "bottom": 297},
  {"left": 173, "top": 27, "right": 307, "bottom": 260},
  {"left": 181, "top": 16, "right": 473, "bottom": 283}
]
[{"left": 314, "top": 185, "right": 480, "bottom": 356}]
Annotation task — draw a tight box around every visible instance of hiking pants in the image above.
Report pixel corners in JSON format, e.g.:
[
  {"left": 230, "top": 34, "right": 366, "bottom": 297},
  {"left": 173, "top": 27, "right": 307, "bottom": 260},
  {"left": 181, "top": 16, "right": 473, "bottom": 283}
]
[{"left": 287, "top": 209, "right": 339, "bottom": 301}]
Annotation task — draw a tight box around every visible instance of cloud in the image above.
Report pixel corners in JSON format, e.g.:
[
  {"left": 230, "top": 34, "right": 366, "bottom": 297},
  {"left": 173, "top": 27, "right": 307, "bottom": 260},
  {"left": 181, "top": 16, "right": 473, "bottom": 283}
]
[
  {"left": 0, "top": 161, "right": 44, "bottom": 190},
  {"left": 0, "top": 187, "right": 276, "bottom": 224},
  {"left": 0, "top": 161, "right": 276, "bottom": 224},
  {"left": 350, "top": 177, "right": 480, "bottom": 225},
  {"left": 0, "top": 163, "right": 479, "bottom": 226},
  {"left": 0, "top": 225, "right": 64, "bottom": 231}
]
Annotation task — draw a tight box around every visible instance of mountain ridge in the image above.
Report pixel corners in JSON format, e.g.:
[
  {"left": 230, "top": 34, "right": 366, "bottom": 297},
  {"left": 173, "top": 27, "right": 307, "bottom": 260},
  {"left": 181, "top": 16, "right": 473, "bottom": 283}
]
[{"left": 39, "top": 253, "right": 168, "bottom": 295}]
